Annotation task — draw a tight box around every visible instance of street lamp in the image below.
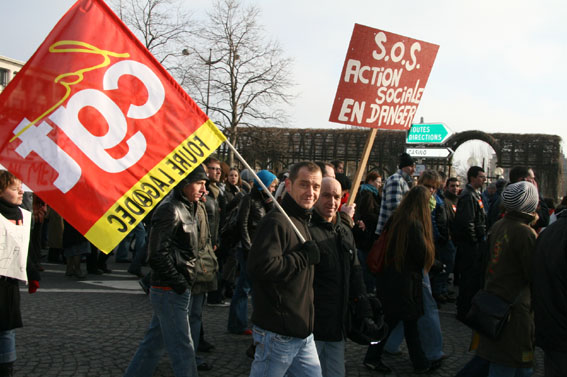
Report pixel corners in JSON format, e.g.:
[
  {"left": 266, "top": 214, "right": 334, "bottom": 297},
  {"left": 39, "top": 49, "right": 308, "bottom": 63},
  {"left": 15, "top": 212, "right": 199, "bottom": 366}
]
[{"left": 182, "top": 48, "right": 221, "bottom": 115}]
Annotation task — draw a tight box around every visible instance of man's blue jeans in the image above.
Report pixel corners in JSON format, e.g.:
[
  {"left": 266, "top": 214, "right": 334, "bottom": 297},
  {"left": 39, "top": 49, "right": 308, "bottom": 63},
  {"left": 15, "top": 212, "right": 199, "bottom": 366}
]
[
  {"left": 0, "top": 330, "right": 16, "bottom": 363},
  {"left": 124, "top": 287, "right": 198, "bottom": 377},
  {"left": 127, "top": 223, "right": 147, "bottom": 275},
  {"left": 315, "top": 340, "right": 345, "bottom": 377},
  {"left": 249, "top": 326, "right": 322, "bottom": 377},
  {"left": 228, "top": 248, "right": 251, "bottom": 333},
  {"left": 189, "top": 292, "right": 207, "bottom": 367},
  {"left": 431, "top": 240, "right": 456, "bottom": 296}
]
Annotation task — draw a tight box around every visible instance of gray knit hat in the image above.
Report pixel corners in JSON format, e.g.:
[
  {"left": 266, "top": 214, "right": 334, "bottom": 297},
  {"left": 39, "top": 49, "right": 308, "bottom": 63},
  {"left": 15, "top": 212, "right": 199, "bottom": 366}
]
[
  {"left": 240, "top": 169, "right": 254, "bottom": 183},
  {"left": 501, "top": 181, "right": 538, "bottom": 214}
]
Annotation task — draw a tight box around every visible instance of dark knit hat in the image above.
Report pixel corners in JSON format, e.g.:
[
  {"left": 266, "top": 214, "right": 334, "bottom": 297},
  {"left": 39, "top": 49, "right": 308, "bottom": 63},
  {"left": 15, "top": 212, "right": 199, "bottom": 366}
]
[
  {"left": 501, "top": 181, "right": 538, "bottom": 214},
  {"left": 180, "top": 164, "right": 209, "bottom": 185},
  {"left": 335, "top": 172, "right": 352, "bottom": 191},
  {"left": 399, "top": 152, "right": 415, "bottom": 169}
]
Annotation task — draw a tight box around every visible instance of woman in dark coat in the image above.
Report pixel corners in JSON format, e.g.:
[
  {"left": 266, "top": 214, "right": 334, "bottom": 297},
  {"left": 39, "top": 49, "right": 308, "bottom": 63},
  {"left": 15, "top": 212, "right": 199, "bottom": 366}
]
[
  {"left": 476, "top": 181, "right": 538, "bottom": 377},
  {"left": 353, "top": 171, "right": 382, "bottom": 294},
  {"left": 363, "top": 185, "right": 436, "bottom": 374},
  {"left": 354, "top": 171, "right": 382, "bottom": 252},
  {"left": 224, "top": 167, "right": 243, "bottom": 208},
  {"left": 219, "top": 167, "right": 245, "bottom": 296}
]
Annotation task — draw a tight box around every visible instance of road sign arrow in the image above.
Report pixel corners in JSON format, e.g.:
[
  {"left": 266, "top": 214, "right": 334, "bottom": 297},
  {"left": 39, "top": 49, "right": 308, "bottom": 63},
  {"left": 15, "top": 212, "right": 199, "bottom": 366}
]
[
  {"left": 406, "top": 123, "right": 453, "bottom": 144},
  {"left": 406, "top": 147, "right": 453, "bottom": 158}
]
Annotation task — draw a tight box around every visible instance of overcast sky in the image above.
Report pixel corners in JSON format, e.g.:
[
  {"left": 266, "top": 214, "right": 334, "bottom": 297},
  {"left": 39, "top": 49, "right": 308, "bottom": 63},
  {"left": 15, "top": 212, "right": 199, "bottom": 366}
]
[{"left": 3, "top": 0, "right": 567, "bottom": 152}]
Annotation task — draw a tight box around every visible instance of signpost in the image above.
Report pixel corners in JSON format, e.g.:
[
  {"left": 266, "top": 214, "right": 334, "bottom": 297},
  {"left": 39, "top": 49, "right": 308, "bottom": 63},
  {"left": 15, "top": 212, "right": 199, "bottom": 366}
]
[
  {"left": 406, "top": 123, "right": 452, "bottom": 144},
  {"left": 406, "top": 147, "right": 453, "bottom": 158}
]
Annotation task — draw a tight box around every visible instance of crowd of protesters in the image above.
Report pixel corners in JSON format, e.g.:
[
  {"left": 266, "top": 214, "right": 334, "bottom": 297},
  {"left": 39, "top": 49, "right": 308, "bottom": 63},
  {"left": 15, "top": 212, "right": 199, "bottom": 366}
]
[{"left": 2, "top": 151, "right": 567, "bottom": 377}]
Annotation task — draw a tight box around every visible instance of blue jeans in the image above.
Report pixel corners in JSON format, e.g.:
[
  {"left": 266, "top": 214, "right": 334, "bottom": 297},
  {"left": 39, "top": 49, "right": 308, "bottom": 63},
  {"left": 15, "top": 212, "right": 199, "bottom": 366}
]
[
  {"left": 189, "top": 292, "right": 206, "bottom": 366},
  {"left": 115, "top": 234, "right": 132, "bottom": 261},
  {"left": 383, "top": 272, "right": 444, "bottom": 361},
  {"left": 249, "top": 326, "right": 322, "bottom": 377},
  {"left": 228, "top": 248, "right": 251, "bottom": 333},
  {"left": 431, "top": 240, "right": 456, "bottom": 296},
  {"left": 315, "top": 340, "right": 345, "bottom": 377},
  {"left": 488, "top": 363, "right": 533, "bottom": 377},
  {"left": 0, "top": 330, "right": 16, "bottom": 363},
  {"left": 127, "top": 223, "right": 147, "bottom": 274},
  {"left": 419, "top": 272, "right": 444, "bottom": 360},
  {"left": 124, "top": 287, "right": 197, "bottom": 377}
]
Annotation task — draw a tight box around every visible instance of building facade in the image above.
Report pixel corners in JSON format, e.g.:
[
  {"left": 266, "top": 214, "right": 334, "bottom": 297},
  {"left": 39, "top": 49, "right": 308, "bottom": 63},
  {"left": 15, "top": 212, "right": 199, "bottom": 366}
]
[{"left": 0, "top": 55, "right": 24, "bottom": 93}]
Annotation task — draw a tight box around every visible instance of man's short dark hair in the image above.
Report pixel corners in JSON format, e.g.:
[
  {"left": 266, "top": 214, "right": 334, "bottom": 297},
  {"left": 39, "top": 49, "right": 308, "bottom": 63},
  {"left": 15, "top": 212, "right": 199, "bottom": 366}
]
[
  {"left": 495, "top": 178, "right": 507, "bottom": 191},
  {"left": 204, "top": 156, "right": 220, "bottom": 166},
  {"left": 509, "top": 166, "right": 530, "bottom": 183},
  {"left": 467, "top": 166, "right": 485, "bottom": 183},
  {"left": 315, "top": 161, "right": 334, "bottom": 177},
  {"left": 289, "top": 161, "right": 321, "bottom": 182},
  {"left": 446, "top": 177, "right": 459, "bottom": 187},
  {"left": 331, "top": 160, "right": 343, "bottom": 169}
]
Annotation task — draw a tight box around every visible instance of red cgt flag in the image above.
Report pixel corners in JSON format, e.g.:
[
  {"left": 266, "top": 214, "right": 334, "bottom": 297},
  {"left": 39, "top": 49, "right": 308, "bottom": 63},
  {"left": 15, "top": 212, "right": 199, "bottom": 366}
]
[{"left": 0, "top": 0, "right": 225, "bottom": 253}]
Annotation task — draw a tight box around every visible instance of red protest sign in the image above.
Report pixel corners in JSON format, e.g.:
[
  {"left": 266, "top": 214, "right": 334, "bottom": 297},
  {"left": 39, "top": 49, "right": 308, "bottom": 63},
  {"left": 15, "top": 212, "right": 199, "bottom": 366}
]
[
  {"left": 0, "top": 0, "right": 225, "bottom": 252},
  {"left": 329, "top": 24, "right": 439, "bottom": 130}
]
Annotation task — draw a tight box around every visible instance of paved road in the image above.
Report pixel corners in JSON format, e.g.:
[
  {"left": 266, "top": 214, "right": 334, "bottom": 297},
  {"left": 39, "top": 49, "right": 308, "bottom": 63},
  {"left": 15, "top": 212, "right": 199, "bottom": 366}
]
[{"left": 14, "top": 258, "right": 544, "bottom": 376}]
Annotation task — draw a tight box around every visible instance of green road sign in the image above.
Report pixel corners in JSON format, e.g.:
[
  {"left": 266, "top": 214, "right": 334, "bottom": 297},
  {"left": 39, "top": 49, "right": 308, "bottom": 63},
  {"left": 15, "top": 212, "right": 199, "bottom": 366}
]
[{"left": 406, "top": 123, "right": 452, "bottom": 144}]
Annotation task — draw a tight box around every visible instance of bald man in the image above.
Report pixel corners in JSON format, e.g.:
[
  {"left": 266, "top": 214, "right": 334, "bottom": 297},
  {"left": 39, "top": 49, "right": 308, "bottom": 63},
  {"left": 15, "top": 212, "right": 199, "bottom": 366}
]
[{"left": 310, "top": 177, "right": 384, "bottom": 377}]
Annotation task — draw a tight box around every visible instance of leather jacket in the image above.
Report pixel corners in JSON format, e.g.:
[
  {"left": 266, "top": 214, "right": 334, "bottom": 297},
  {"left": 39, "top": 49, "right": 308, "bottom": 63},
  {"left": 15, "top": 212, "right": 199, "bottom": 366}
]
[
  {"left": 453, "top": 183, "right": 486, "bottom": 245},
  {"left": 204, "top": 182, "right": 225, "bottom": 248},
  {"left": 148, "top": 188, "right": 198, "bottom": 293}
]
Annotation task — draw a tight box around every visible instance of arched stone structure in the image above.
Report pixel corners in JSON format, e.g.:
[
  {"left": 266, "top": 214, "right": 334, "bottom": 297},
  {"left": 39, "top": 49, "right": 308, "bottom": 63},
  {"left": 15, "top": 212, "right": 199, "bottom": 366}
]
[{"left": 217, "top": 127, "right": 562, "bottom": 198}]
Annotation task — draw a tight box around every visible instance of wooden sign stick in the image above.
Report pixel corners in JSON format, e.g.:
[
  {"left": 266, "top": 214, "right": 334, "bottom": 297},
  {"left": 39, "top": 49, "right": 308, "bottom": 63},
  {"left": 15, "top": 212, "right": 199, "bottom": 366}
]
[{"left": 347, "top": 128, "right": 377, "bottom": 206}]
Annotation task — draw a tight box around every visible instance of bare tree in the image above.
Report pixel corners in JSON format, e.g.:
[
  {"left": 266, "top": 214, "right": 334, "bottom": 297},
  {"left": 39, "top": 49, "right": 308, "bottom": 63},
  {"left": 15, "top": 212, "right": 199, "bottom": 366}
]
[
  {"left": 182, "top": 0, "right": 295, "bottom": 165},
  {"left": 109, "top": 0, "right": 193, "bottom": 68}
]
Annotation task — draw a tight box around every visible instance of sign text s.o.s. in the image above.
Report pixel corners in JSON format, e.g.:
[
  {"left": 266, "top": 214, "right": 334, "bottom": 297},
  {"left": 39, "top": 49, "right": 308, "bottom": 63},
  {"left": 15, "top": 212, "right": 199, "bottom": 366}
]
[{"left": 330, "top": 24, "right": 439, "bottom": 130}]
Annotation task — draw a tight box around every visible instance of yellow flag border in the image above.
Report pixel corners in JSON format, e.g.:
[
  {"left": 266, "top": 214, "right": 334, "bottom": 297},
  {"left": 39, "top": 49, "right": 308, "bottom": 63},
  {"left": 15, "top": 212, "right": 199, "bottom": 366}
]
[{"left": 85, "top": 120, "right": 225, "bottom": 253}]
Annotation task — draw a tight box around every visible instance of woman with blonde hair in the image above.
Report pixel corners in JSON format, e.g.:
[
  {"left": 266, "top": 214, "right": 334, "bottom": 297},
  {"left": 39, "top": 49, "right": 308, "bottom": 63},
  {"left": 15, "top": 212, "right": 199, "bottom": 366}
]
[{"left": 364, "top": 185, "right": 437, "bottom": 374}]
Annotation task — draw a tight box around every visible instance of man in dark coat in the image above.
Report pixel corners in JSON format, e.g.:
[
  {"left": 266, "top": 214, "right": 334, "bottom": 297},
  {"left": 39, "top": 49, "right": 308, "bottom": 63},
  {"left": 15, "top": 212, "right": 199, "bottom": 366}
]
[
  {"left": 203, "top": 156, "right": 227, "bottom": 307},
  {"left": 247, "top": 161, "right": 323, "bottom": 377},
  {"left": 533, "top": 209, "right": 567, "bottom": 377},
  {"left": 452, "top": 166, "right": 487, "bottom": 321},
  {"left": 310, "top": 177, "right": 384, "bottom": 376},
  {"left": 124, "top": 165, "right": 208, "bottom": 377}
]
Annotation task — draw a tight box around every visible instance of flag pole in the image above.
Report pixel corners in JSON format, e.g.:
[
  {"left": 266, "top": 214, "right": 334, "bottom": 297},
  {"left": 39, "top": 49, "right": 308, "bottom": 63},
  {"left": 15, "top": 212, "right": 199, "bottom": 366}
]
[{"left": 225, "top": 140, "right": 306, "bottom": 243}]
